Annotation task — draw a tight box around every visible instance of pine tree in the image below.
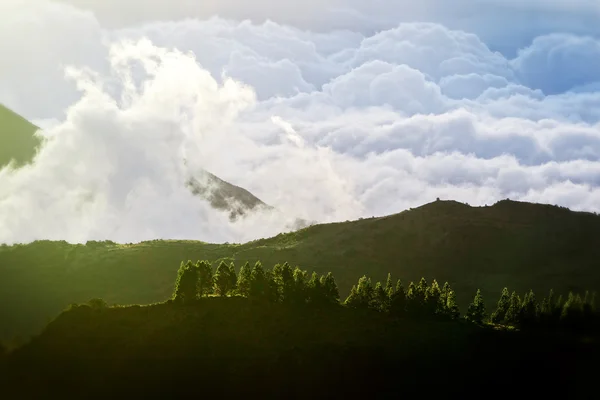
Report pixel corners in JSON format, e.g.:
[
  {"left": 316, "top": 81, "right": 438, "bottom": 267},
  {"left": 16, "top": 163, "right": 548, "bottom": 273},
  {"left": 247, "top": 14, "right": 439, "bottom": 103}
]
[
  {"left": 561, "top": 292, "right": 584, "bottom": 328},
  {"left": 385, "top": 273, "right": 395, "bottom": 298},
  {"left": 344, "top": 285, "right": 361, "bottom": 308},
  {"left": 466, "top": 289, "right": 486, "bottom": 324},
  {"left": 344, "top": 276, "right": 373, "bottom": 309},
  {"left": 405, "top": 282, "right": 419, "bottom": 316},
  {"left": 582, "top": 291, "right": 596, "bottom": 320},
  {"left": 173, "top": 260, "right": 198, "bottom": 303},
  {"left": 519, "top": 290, "right": 539, "bottom": 326},
  {"left": 228, "top": 262, "right": 237, "bottom": 293},
  {"left": 490, "top": 287, "right": 510, "bottom": 324},
  {"left": 389, "top": 279, "right": 406, "bottom": 317},
  {"left": 197, "top": 261, "right": 213, "bottom": 297},
  {"left": 308, "top": 272, "right": 325, "bottom": 304},
  {"left": 320, "top": 272, "right": 340, "bottom": 304},
  {"left": 540, "top": 289, "right": 554, "bottom": 325},
  {"left": 425, "top": 280, "right": 442, "bottom": 316},
  {"left": 445, "top": 289, "right": 460, "bottom": 319},
  {"left": 249, "top": 261, "right": 267, "bottom": 300},
  {"left": 291, "top": 267, "right": 308, "bottom": 305},
  {"left": 440, "top": 282, "right": 450, "bottom": 313},
  {"left": 236, "top": 262, "right": 252, "bottom": 297},
  {"left": 504, "top": 292, "right": 522, "bottom": 325},
  {"left": 417, "top": 278, "right": 428, "bottom": 301},
  {"left": 264, "top": 270, "right": 280, "bottom": 303},
  {"left": 214, "top": 261, "right": 232, "bottom": 297},
  {"left": 273, "top": 262, "right": 294, "bottom": 303},
  {"left": 372, "top": 282, "right": 387, "bottom": 311}
]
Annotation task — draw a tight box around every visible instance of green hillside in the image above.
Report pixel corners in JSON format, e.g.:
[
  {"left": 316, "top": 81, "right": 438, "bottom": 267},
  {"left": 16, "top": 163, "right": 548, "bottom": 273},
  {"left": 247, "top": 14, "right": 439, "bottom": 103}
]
[
  {"left": 2, "top": 299, "right": 598, "bottom": 398},
  {"left": 0, "top": 104, "right": 41, "bottom": 167},
  {"left": 2, "top": 199, "right": 600, "bottom": 340}
]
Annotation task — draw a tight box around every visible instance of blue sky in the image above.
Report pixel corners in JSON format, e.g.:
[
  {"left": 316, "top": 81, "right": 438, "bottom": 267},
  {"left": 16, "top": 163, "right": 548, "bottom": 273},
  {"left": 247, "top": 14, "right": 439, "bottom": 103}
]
[{"left": 1, "top": 0, "right": 600, "bottom": 243}]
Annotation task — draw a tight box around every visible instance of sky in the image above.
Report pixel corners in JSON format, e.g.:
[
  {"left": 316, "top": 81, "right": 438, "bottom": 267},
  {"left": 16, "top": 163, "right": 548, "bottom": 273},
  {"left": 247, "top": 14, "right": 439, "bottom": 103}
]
[{"left": 1, "top": 0, "right": 600, "bottom": 244}]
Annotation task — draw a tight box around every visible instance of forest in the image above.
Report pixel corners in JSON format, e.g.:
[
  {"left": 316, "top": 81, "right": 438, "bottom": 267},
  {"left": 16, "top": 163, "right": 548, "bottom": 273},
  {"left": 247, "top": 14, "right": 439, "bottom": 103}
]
[
  {"left": 171, "top": 259, "right": 599, "bottom": 331},
  {"left": 1, "top": 258, "right": 599, "bottom": 398}
]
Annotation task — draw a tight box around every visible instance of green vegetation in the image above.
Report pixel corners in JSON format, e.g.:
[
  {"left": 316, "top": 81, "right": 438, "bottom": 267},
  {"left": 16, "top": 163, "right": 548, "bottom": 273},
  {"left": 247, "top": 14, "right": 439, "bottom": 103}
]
[
  {"left": 2, "top": 270, "right": 598, "bottom": 397},
  {"left": 0, "top": 104, "right": 40, "bottom": 167},
  {"left": 2, "top": 199, "right": 600, "bottom": 341},
  {"left": 141, "top": 257, "right": 600, "bottom": 331}
]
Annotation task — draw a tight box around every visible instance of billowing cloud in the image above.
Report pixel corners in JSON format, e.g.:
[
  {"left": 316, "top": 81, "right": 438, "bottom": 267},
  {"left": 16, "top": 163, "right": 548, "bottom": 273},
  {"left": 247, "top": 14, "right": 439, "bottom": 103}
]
[{"left": 1, "top": 0, "right": 600, "bottom": 244}]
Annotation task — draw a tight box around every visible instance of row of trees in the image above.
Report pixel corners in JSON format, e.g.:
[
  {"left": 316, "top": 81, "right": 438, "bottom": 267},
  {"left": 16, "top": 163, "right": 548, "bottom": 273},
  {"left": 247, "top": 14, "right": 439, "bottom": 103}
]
[
  {"left": 344, "top": 275, "right": 462, "bottom": 320},
  {"left": 173, "top": 260, "right": 339, "bottom": 305},
  {"left": 490, "top": 287, "right": 597, "bottom": 330},
  {"left": 172, "top": 260, "right": 598, "bottom": 330}
]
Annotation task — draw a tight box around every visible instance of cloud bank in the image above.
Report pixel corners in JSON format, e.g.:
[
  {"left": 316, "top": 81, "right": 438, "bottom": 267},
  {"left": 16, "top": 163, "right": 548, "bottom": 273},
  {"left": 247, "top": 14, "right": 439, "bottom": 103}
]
[{"left": 1, "top": 0, "right": 600, "bottom": 244}]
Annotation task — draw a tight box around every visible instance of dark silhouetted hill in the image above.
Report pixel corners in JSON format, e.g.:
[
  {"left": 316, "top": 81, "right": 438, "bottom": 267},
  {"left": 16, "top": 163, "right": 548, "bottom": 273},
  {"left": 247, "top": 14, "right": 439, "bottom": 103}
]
[{"left": 2, "top": 298, "right": 598, "bottom": 398}]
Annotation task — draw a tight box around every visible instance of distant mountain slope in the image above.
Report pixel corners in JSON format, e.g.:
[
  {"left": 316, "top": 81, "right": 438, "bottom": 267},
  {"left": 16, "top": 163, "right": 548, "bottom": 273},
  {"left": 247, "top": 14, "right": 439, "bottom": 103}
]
[
  {"left": 0, "top": 104, "right": 271, "bottom": 218},
  {"left": 187, "top": 170, "right": 273, "bottom": 220},
  {"left": 1, "top": 199, "right": 600, "bottom": 340},
  {"left": 0, "top": 104, "right": 41, "bottom": 167}
]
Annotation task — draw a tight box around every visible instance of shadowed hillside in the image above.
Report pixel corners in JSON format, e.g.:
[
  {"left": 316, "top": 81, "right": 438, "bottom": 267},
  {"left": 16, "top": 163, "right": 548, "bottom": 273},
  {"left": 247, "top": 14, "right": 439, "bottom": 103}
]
[
  {"left": 1, "top": 199, "right": 600, "bottom": 340},
  {"left": 2, "top": 298, "right": 598, "bottom": 398}
]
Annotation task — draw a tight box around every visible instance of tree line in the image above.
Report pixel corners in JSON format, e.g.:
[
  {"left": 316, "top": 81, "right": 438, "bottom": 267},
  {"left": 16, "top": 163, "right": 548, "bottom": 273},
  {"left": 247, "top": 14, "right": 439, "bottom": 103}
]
[{"left": 172, "top": 260, "right": 598, "bottom": 331}]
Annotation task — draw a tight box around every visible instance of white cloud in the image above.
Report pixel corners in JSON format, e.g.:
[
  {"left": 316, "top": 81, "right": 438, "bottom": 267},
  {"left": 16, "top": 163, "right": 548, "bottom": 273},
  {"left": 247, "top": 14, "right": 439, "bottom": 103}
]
[{"left": 2, "top": 0, "right": 600, "bottom": 244}]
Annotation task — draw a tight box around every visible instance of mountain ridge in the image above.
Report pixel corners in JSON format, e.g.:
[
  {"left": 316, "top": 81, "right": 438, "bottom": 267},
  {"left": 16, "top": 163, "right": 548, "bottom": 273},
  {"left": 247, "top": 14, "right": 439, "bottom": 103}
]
[{"left": 1, "top": 198, "right": 600, "bottom": 341}]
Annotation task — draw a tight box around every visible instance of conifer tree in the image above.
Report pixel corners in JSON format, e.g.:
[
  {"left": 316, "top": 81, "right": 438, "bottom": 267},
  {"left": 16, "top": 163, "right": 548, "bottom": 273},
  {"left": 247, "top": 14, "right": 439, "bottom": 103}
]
[
  {"left": 554, "top": 294, "right": 564, "bottom": 320},
  {"left": 389, "top": 279, "right": 407, "bottom": 317},
  {"left": 214, "top": 261, "right": 232, "bottom": 296},
  {"left": 445, "top": 289, "right": 460, "bottom": 319},
  {"left": 291, "top": 267, "right": 308, "bottom": 305},
  {"left": 373, "top": 282, "right": 387, "bottom": 311},
  {"left": 385, "top": 273, "right": 395, "bottom": 298},
  {"left": 540, "top": 289, "right": 554, "bottom": 322},
  {"left": 504, "top": 292, "right": 522, "bottom": 325},
  {"left": 405, "top": 282, "right": 419, "bottom": 316},
  {"left": 491, "top": 287, "right": 510, "bottom": 324},
  {"left": 344, "top": 276, "right": 373, "bottom": 309},
  {"left": 561, "top": 292, "right": 584, "bottom": 327},
  {"left": 320, "top": 272, "right": 340, "bottom": 304},
  {"left": 173, "top": 260, "right": 198, "bottom": 303},
  {"left": 417, "top": 278, "right": 428, "bottom": 301},
  {"left": 228, "top": 262, "right": 237, "bottom": 293},
  {"left": 466, "top": 289, "right": 486, "bottom": 324},
  {"left": 265, "top": 270, "right": 280, "bottom": 303},
  {"left": 345, "top": 285, "right": 360, "bottom": 308},
  {"left": 519, "top": 290, "right": 539, "bottom": 326},
  {"left": 197, "top": 261, "right": 214, "bottom": 297},
  {"left": 273, "top": 262, "right": 294, "bottom": 303},
  {"left": 236, "top": 262, "right": 252, "bottom": 297},
  {"left": 308, "top": 272, "right": 325, "bottom": 304},
  {"left": 425, "top": 280, "right": 442, "bottom": 316},
  {"left": 582, "top": 291, "right": 596, "bottom": 321},
  {"left": 440, "top": 282, "right": 450, "bottom": 312},
  {"left": 249, "top": 261, "right": 267, "bottom": 300}
]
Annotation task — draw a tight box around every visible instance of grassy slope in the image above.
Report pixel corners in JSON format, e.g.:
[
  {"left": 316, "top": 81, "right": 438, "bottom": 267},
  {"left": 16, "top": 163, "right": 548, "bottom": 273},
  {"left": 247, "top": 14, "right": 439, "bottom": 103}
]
[
  {"left": 3, "top": 299, "right": 598, "bottom": 398},
  {"left": 2, "top": 199, "right": 600, "bottom": 340},
  {"left": 0, "top": 104, "right": 40, "bottom": 167}
]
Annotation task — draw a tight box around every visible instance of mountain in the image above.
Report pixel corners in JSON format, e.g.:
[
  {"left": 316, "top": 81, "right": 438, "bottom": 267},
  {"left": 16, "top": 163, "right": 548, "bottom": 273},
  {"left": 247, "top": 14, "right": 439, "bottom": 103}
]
[
  {"left": 2, "top": 199, "right": 600, "bottom": 341},
  {"left": 187, "top": 170, "right": 273, "bottom": 220},
  {"left": 0, "top": 104, "right": 271, "bottom": 219},
  {"left": 0, "top": 104, "right": 41, "bottom": 167}
]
